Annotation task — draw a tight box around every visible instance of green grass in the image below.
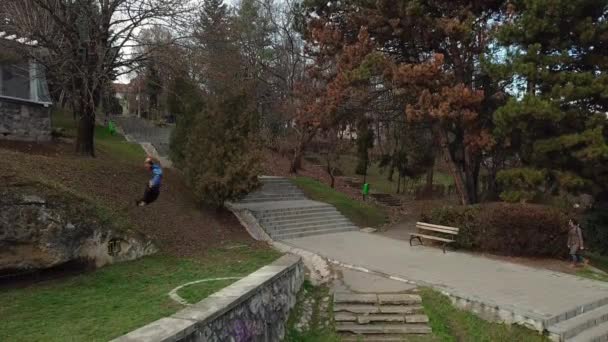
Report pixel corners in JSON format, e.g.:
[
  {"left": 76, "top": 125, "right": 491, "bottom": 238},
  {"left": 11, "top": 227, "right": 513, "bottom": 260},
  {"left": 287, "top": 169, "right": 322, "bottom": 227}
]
[
  {"left": 586, "top": 252, "right": 608, "bottom": 272},
  {"left": 52, "top": 109, "right": 144, "bottom": 164},
  {"left": 285, "top": 281, "right": 341, "bottom": 342},
  {"left": 305, "top": 153, "right": 453, "bottom": 195},
  {"left": 575, "top": 253, "right": 608, "bottom": 282},
  {"left": 0, "top": 248, "right": 281, "bottom": 342},
  {"left": 293, "top": 176, "right": 387, "bottom": 228},
  {"left": 420, "top": 288, "right": 548, "bottom": 342},
  {"left": 177, "top": 278, "right": 239, "bottom": 304}
]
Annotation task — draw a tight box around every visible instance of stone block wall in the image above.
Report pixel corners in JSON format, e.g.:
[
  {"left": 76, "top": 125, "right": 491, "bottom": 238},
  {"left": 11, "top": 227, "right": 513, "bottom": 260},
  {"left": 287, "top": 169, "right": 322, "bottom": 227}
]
[
  {"left": 0, "top": 97, "right": 51, "bottom": 142},
  {"left": 112, "top": 254, "right": 304, "bottom": 342}
]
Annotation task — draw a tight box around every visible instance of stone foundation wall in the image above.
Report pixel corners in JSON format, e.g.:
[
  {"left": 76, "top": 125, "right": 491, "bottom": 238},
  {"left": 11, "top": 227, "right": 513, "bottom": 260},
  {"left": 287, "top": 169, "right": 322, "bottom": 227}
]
[
  {"left": 112, "top": 254, "right": 304, "bottom": 342},
  {"left": 0, "top": 97, "right": 51, "bottom": 142}
]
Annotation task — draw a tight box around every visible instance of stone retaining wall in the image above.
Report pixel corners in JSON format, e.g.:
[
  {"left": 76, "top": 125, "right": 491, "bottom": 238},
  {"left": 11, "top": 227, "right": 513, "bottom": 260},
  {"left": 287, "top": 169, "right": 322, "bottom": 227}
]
[
  {"left": 112, "top": 254, "right": 304, "bottom": 342},
  {"left": 0, "top": 97, "right": 51, "bottom": 142}
]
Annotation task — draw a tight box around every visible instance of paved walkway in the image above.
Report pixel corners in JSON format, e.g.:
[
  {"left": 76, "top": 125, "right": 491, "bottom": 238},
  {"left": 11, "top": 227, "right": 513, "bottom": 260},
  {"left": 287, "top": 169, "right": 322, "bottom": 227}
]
[{"left": 284, "top": 231, "right": 608, "bottom": 330}]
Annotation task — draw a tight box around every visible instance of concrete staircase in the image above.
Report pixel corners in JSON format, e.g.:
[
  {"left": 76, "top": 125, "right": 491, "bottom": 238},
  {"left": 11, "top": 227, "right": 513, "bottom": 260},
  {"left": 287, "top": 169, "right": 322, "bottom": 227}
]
[
  {"left": 234, "top": 177, "right": 359, "bottom": 240},
  {"left": 369, "top": 193, "right": 402, "bottom": 207},
  {"left": 334, "top": 293, "right": 431, "bottom": 341},
  {"left": 239, "top": 177, "right": 307, "bottom": 203},
  {"left": 548, "top": 301, "right": 608, "bottom": 342}
]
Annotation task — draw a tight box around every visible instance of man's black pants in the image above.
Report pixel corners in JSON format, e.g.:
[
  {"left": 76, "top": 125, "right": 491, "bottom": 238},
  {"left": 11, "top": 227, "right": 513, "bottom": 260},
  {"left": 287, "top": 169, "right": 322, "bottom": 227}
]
[{"left": 141, "top": 186, "right": 160, "bottom": 205}]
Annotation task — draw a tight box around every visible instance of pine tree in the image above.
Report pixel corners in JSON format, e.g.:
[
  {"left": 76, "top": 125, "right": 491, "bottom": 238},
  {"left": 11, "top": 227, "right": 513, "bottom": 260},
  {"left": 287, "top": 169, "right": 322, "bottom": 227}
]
[
  {"left": 183, "top": 89, "right": 261, "bottom": 208},
  {"left": 493, "top": 0, "right": 608, "bottom": 201}
]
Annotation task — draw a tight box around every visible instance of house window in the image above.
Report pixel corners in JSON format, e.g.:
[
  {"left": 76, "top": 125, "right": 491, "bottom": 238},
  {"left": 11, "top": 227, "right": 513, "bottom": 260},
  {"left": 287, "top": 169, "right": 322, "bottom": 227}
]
[
  {"left": 1, "top": 64, "right": 30, "bottom": 99},
  {"left": 0, "top": 62, "right": 51, "bottom": 103}
]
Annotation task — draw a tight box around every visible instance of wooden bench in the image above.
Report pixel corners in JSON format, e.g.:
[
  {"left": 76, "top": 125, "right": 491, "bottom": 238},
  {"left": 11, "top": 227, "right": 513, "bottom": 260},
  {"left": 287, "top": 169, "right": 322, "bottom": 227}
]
[{"left": 410, "top": 222, "right": 459, "bottom": 253}]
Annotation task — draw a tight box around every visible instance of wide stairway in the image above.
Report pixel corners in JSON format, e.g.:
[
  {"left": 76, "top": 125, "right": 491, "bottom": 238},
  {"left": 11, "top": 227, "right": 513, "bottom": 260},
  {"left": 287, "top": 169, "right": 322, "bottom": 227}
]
[
  {"left": 334, "top": 292, "right": 431, "bottom": 341},
  {"left": 236, "top": 177, "right": 359, "bottom": 240},
  {"left": 239, "top": 177, "right": 307, "bottom": 203},
  {"left": 548, "top": 301, "right": 608, "bottom": 342}
]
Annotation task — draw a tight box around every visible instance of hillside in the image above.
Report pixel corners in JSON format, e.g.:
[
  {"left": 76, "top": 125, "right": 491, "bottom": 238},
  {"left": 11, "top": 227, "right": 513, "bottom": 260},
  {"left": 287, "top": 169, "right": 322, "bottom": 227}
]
[{"left": 0, "top": 138, "right": 256, "bottom": 259}]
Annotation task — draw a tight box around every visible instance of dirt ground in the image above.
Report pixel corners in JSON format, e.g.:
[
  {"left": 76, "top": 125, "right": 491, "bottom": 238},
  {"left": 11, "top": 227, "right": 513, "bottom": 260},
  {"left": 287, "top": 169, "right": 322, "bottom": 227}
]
[{"left": 0, "top": 140, "right": 258, "bottom": 259}]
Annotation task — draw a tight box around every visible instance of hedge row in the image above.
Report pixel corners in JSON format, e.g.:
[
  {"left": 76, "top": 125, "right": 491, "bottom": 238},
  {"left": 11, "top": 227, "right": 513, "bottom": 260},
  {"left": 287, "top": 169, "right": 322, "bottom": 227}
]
[{"left": 421, "top": 203, "right": 569, "bottom": 257}]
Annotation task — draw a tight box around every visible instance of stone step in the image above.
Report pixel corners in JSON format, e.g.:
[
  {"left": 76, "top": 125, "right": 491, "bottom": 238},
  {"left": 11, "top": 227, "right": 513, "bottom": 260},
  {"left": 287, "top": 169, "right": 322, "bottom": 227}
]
[
  {"left": 336, "top": 323, "right": 431, "bottom": 335},
  {"left": 335, "top": 293, "right": 378, "bottom": 304},
  {"left": 340, "top": 334, "right": 424, "bottom": 342},
  {"left": 240, "top": 198, "right": 308, "bottom": 204},
  {"left": 567, "top": 319, "right": 608, "bottom": 342},
  {"left": 334, "top": 304, "right": 424, "bottom": 315},
  {"left": 260, "top": 212, "right": 345, "bottom": 225},
  {"left": 334, "top": 293, "right": 422, "bottom": 305},
  {"left": 271, "top": 226, "right": 357, "bottom": 240},
  {"left": 243, "top": 191, "right": 305, "bottom": 197},
  {"left": 258, "top": 181, "right": 295, "bottom": 186},
  {"left": 253, "top": 185, "right": 302, "bottom": 191},
  {"left": 249, "top": 187, "right": 303, "bottom": 193},
  {"left": 263, "top": 218, "right": 352, "bottom": 231},
  {"left": 248, "top": 190, "right": 304, "bottom": 196},
  {"left": 549, "top": 305, "right": 608, "bottom": 341},
  {"left": 257, "top": 209, "right": 341, "bottom": 221},
  {"left": 265, "top": 222, "right": 356, "bottom": 235},
  {"left": 254, "top": 206, "right": 337, "bottom": 217},
  {"left": 246, "top": 194, "right": 305, "bottom": 199},
  {"left": 240, "top": 195, "right": 307, "bottom": 202}
]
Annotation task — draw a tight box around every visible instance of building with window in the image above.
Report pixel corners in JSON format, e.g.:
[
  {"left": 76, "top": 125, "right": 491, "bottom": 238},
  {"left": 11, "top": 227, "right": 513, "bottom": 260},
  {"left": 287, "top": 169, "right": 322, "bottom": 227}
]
[{"left": 0, "top": 32, "right": 52, "bottom": 142}]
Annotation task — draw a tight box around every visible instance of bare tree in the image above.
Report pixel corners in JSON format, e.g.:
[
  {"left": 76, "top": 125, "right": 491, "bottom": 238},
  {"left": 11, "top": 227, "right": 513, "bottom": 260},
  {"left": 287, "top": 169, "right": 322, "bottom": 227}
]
[{"left": 2, "top": 0, "right": 190, "bottom": 156}]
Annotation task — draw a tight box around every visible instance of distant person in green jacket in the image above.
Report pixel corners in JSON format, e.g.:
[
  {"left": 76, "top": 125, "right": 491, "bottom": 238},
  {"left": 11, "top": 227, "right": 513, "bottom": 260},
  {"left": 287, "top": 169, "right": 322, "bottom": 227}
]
[{"left": 567, "top": 218, "right": 587, "bottom": 267}]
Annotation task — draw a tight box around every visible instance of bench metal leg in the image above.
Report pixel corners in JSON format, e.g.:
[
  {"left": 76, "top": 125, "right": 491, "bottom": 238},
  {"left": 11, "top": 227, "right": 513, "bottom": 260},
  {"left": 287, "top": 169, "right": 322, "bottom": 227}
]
[{"left": 410, "top": 236, "right": 423, "bottom": 247}]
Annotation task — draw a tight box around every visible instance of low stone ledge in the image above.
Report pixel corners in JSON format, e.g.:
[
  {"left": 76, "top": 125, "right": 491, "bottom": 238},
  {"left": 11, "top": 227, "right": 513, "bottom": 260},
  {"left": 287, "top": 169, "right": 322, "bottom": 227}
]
[{"left": 111, "top": 254, "right": 304, "bottom": 342}]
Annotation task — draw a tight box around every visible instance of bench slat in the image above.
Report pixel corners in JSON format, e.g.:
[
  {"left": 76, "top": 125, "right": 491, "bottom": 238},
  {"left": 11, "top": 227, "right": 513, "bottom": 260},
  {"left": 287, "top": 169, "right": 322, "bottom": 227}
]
[
  {"left": 416, "top": 222, "right": 459, "bottom": 233},
  {"left": 415, "top": 225, "right": 460, "bottom": 235},
  {"left": 410, "top": 233, "right": 454, "bottom": 243}
]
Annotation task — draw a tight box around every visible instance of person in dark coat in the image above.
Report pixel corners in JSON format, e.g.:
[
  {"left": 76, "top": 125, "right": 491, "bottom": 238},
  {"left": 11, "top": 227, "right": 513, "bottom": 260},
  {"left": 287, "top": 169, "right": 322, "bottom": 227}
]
[{"left": 137, "top": 156, "right": 163, "bottom": 206}]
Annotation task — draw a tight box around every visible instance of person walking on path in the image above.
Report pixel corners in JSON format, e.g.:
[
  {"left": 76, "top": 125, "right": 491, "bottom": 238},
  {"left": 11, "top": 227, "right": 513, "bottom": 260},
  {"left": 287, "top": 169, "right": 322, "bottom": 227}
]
[
  {"left": 568, "top": 218, "right": 587, "bottom": 267},
  {"left": 136, "top": 156, "right": 163, "bottom": 206}
]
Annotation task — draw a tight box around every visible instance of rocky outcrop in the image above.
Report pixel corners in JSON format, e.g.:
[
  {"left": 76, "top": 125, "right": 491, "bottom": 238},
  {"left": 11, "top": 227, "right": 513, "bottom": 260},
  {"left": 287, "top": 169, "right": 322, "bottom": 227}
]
[{"left": 0, "top": 184, "right": 157, "bottom": 275}]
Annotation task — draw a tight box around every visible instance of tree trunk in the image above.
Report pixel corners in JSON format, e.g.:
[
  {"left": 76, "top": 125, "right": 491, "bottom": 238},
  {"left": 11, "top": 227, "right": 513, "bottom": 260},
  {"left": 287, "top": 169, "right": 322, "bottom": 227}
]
[
  {"left": 436, "top": 126, "right": 468, "bottom": 205},
  {"left": 76, "top": 111, "right": 95, "bottom": 157},
  {"left": 425, "top": 166, "right": 434, "bottom": 189},
  {"left": 326, "top": 159, "right": 335, "bottom": 188},
  {"left": 397, "top": 173, "right": 401, "bottom": 194},
  {"left": 290, "top": 144, "right": 303, "bottom": 173},
  {"left": 387, "top": 162, "right": 394, "bottom": 182},
  {"left": 464, "top": 147, "right": 480, "bottom": 204}
]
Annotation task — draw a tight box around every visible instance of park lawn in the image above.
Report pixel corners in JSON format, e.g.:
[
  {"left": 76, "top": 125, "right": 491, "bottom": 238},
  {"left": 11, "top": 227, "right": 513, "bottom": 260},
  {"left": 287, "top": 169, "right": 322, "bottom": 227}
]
[
  {"left": 293, "top": 176, "right": 387, "bottom": 228},
  {"left": 52, "top": 109, "right": 144, "bottom": 164},
  {"left": 304, "top": 152, "right": 453, "bottom": 195},
  {"left": 576, "top": 253, "right": 608, "bottom": 282},
  {"left": 285, "top": 281, "right": 341, "bottom": 342},
  {"left": 177, "top": 278, "right": 238, "bottom": 304},
  {"left": 420, "top": 288, "right": 548, "bottom": 342},
  {"left": 0, "top": 248, "right": 281, "bottom": 342}
]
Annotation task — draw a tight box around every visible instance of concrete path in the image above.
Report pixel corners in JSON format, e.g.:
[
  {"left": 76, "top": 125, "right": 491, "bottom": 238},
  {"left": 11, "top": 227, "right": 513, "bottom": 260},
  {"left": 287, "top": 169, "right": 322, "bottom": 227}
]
[{"left": 284, "top": 231, "right": 608, "bottom": 333}]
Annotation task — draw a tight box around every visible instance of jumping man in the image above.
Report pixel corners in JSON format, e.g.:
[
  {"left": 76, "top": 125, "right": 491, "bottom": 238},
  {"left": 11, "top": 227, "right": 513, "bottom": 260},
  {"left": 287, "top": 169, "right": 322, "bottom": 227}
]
[{"left": 137, "top": 156, "right": 163, "bottom": 206}]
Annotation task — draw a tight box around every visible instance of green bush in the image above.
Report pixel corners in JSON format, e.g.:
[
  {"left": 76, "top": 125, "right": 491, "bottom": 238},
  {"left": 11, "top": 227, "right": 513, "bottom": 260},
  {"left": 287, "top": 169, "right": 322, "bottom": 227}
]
[
  {"left": 183, "top": 91, "right": 261, "bottom": 208},
  {"left": 422, "top": 203, "right": 569, "bottom": 257},
  {"left": 583, "top": 204, "right": 608, "bottom": 255}
]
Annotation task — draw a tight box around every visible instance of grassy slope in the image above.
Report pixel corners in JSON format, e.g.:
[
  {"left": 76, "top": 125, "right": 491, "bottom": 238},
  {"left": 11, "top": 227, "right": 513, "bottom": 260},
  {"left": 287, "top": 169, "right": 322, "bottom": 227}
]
[
  {"left": 283, "top": 284, "right": 546, "bottom": 342},
  {"left": 0, "top": 249, "right": 279, "bottom": 342},
  {"left": 420, "top": 288, "right": 548, "bottom": 342},
  {"left": 0, "top": 110, "right": 281, "bottom": 341},
  {"left": 285, "top": 281, "right": 341, "bottom": 342},
  {"left": 305, "top": 153, "right": 453, "bottom": 195},
  {"left": 293, "top": 177, "right": 387, "bottom": 228}
]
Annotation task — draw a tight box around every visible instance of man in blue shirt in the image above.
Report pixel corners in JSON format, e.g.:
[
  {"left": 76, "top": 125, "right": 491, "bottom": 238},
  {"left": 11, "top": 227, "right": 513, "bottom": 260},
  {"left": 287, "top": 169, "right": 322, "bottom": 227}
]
[{"left": 137, "top": 156, "right": 163, "bottom": 206}]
